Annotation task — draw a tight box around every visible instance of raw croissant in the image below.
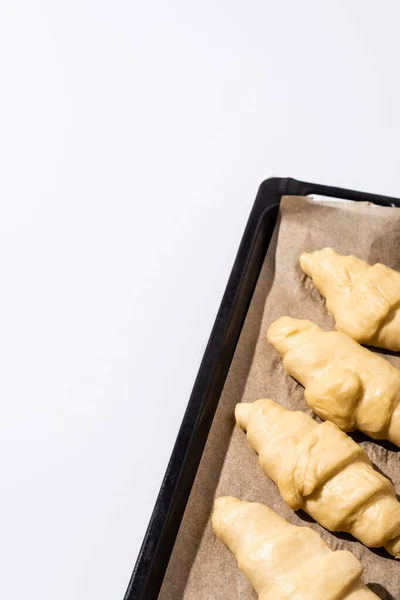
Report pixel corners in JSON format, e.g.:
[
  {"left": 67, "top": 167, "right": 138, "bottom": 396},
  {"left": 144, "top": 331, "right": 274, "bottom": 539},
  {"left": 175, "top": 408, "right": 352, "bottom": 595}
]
[
  {"left": 235, "top": 399, "right": 400, "bottom": 556},
  {"left": 266, "top": 316, "right": 400, "bottom": 446},
  {"left": 212, "top": 497, "right": 378, "bottom": 599},
  {"left": 300, "top": 247, "right": 400, "bottom": 350}
]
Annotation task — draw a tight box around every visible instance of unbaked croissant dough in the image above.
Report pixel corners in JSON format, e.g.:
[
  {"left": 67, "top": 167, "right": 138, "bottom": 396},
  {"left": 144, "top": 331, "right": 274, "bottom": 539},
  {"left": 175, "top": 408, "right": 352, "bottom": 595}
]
[
  {"left": 267, "top": 316, "right": 400, "bottom": 446},
  {"left": 300, "top": 247, "right": 400, "bottom": 350},
  {"left": 235, "top": 399, "right": 400, "bottom": 556},
  {"left": 212, "top": 497, "right": 378, "bottom": 599}
]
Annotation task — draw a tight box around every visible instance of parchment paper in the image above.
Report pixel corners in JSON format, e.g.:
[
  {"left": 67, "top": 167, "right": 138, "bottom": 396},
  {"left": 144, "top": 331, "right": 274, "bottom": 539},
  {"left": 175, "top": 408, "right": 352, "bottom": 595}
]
[{"left": 159, "top": 196, "right": 400, "bottom": 600}]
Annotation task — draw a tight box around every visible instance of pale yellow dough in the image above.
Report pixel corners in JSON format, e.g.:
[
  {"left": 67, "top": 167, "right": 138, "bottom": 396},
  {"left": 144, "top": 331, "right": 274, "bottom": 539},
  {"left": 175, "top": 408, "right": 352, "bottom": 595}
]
[
  {"left": 267, "top": 316, "right": 400, "bottom": 446},
  {"left": 212, "top": 497, "right": 378, "bottom": 599},
  {"left": 300, "top": 247, "right": 400, "bottom": 350},
  {"left": 235, "top": 399, "right": 400, "bottom": 556}
]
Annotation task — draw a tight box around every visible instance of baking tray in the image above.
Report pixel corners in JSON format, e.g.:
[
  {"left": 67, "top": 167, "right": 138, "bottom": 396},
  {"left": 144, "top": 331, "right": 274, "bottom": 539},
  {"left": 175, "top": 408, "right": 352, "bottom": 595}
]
[{"left": 125, "top": 177, "right": 400, "bottom": 600}]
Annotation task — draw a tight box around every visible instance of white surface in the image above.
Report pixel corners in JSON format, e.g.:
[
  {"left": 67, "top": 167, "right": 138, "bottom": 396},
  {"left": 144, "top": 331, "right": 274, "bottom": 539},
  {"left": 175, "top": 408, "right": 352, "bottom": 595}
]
[{"left": 1, "top": 1, "right": 400, "bottom": 598}]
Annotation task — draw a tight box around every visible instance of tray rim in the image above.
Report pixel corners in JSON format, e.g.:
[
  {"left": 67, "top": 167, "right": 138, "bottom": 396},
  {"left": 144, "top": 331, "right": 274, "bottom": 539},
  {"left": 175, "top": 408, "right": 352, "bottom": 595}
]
[{"left": 125, "top": 177, "right": 400, "bottom": 600}]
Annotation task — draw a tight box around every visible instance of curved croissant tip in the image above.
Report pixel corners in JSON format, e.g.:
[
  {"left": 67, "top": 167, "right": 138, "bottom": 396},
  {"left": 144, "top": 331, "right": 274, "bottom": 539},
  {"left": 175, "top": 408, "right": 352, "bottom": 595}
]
[
  {"left": 267, "top": 316, "right": 298, "bottom": 344},
  {"left": 300, "top": 247, "right": 339, "bottom": 276},
  {"left": 299, "top": 251, "right": 313, "bottom": 277},
  {"left": 212, "top": 497, "right": 241, "bottom": 527},
  {"left": 267, "top": 317, "right": 317, "bottom": 355},
  {"left": 213, "top": 496, "right": 238, "bottom": 512},
  {"left": 266, "top": 317, "right": 286, "bottom": 343},
  {"left": 235, "top": 403, "right": 252, "bottom": 431}
]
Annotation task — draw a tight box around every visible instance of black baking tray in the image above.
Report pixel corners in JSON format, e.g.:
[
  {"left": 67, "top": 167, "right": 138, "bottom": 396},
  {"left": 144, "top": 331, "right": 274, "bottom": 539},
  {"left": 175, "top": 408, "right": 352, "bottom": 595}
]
[{"left": 125, "top": 177, "right": 400, "bottom": 600}]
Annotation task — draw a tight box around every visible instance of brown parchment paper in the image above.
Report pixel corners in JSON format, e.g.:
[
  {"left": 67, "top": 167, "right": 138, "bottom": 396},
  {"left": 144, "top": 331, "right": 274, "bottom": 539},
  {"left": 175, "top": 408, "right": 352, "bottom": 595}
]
[{"left": 159, "top": 196, "right": 400, "bottom": 600}]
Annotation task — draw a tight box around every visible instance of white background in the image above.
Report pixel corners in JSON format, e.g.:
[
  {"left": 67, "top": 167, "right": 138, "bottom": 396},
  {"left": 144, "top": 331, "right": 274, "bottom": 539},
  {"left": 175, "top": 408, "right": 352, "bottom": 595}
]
[{"left": 1, "top": 1, "right": 400, "bottom": 598}]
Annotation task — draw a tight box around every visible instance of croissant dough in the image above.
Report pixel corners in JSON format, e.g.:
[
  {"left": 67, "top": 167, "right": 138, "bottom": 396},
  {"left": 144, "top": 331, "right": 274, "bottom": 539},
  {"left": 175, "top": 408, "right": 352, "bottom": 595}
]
[
  {"left": 212, "top": 497, "right": 378, "bottom": 600},
  {"left": 235, "top": 399, "right": 400, "bottom": 556},
  {"left": 300, "top": 247, "right": 400, "bottom": 350},
  {"left": 267, "top": 316, "right": 400, "bottom": 446}
]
